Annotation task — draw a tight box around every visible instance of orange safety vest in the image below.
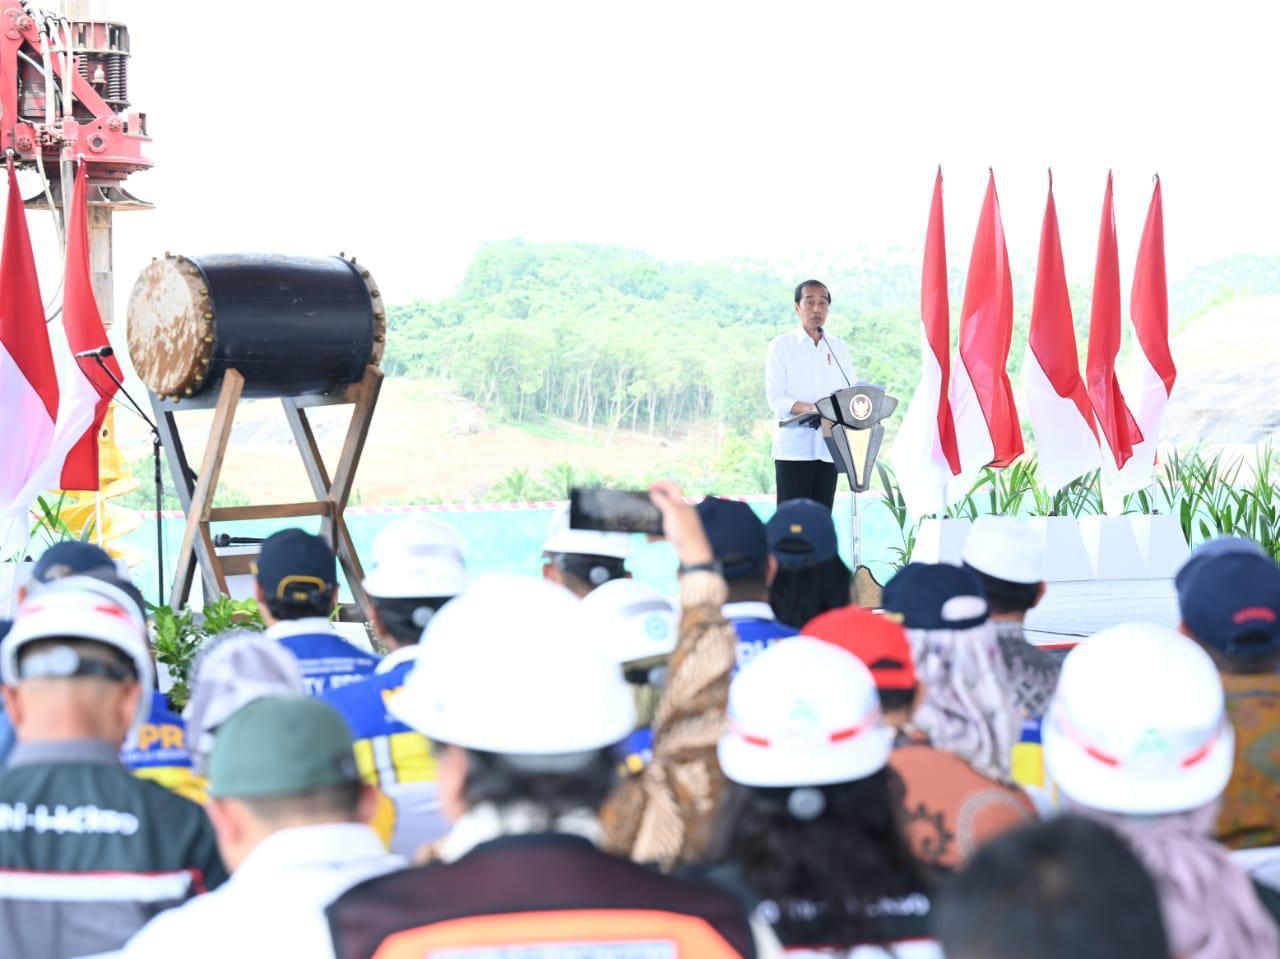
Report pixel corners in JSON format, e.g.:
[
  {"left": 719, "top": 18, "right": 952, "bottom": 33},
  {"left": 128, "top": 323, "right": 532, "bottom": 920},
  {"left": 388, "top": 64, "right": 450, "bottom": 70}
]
[{"left": 373, "top": 909, "right": 745, "bottom": 958}]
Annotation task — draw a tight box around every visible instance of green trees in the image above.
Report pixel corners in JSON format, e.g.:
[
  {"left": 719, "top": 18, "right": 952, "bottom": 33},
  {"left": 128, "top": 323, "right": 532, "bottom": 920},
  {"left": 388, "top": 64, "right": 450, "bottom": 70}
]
[
  {"left": 386, "top": 242, "right": 1280, "bottom": 447},
  {"left": 385, "top": 240, "right": 874, "bottom": 439}
]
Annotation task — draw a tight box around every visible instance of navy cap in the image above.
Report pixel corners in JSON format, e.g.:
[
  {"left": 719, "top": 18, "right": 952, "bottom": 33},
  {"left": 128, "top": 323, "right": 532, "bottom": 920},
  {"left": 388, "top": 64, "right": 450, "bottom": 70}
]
[
  {"left": 1178, "top": 551, "right": 1280, "bottom": 656},
  {"left": 32, "top": 542, "right": 116, "bottom": 584},
  {"left": 255, "top": 529, "right": 337, "bottom": 602},
  {"left": 1175, "top": 536, "right": 1267, "bottom": 599},
  {"left": 696, "top": 497, "right": 767, "bottom": 582},
  {"left": 766, "top": 498, "right": 838, "bottom": 567},
  {"left": 30, "top": 542, "right": 147, "bottom": 621},
  {"left": 882, "top": 562, "right": 989, "bottom": 630}
]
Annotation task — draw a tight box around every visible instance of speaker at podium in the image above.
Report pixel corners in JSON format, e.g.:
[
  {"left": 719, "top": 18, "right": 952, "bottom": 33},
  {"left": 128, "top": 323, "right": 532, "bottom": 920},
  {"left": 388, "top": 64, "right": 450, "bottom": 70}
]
[{"left": 779, "top": 382, "right": 899, "bottom": 606}]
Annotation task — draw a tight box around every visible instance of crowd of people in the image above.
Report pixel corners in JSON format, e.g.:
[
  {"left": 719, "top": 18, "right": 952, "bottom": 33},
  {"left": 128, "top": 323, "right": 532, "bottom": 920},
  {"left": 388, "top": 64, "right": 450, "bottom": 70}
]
[{"left": 0, "top": 485, "right": 1277, "bottom": 957}]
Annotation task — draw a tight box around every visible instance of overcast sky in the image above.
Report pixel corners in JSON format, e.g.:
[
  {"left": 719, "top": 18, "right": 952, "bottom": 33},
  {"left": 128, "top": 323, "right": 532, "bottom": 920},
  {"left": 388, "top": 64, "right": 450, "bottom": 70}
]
[{"left": 24, "top": 0, "right": 1280, "bottom": 321}]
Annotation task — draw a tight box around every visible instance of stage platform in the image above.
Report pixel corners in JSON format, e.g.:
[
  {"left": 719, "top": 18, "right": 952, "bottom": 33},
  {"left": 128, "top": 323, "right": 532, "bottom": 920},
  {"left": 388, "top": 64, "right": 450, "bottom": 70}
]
[{"left": 1024, "top": 578, "right": 1180, "bottom": 648}]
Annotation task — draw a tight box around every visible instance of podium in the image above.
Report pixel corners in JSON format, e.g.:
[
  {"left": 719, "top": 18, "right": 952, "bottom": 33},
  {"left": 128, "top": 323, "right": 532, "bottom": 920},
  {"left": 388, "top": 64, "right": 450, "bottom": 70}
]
[{"left": 780, "top": 383, "right": 898, "bottom": 606}]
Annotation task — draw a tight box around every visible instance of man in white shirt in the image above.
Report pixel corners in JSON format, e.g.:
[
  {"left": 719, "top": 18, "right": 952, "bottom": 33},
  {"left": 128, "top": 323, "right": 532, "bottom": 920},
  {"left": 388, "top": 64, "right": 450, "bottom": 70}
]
[
  {"left": 764, "top": 280, "right": 857, "bottom": 509},
  {"left": 110, "top": 695, "right": 404, "bottom": 958}
]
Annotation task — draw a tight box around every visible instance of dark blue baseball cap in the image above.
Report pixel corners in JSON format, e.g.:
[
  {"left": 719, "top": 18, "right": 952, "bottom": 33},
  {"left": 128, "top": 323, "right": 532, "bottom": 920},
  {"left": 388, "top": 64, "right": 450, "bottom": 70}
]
[
  {"left": 882, "top": 562, "right": 989, "bottom": 630},
  {"left": 32, "top": 542, "right": 117, "bottom": 584},
  {"left": 1178, "top": 550, "right": 1280, "bottom": 656},
  {"left": 255, "top": 529, "right": 337, "bottom": 603},
  {"left": 766, "top": 498, "right": 838, "bottom": 567},
  {"left": 695, "top": 497, "right": 767, "bottom": 582},
  {"left": 1175, "top": 536, "right": 1267, "bottom": 599}
]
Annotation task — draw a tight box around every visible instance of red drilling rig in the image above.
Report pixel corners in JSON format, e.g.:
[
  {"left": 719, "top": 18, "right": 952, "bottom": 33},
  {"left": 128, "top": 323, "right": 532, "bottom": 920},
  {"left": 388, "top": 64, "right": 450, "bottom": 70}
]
[{"left": 0, "top": 0, "right": 150, "bottom": 324}]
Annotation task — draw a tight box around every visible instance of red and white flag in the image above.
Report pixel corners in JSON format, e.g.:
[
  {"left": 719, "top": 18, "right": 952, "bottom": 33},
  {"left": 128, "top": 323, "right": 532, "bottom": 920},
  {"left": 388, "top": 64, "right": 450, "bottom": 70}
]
[
  {"left": 0, "top": 163, "right": 60, "bottom": 538},
  {"left": 0, "top": 165, "right": 96, "bottom": 553},
  {"left": 893, "top": 168, "right": 963, "bottom": 516},
  {"left": 60, "top": 161, "right": 121, "bottom": 490},
  {"left": 1085, "top": 172, "right": 1144, "bottom": 490},
  {"left": 949, "top": 170, "right": 1023, "bottom": 498},
  {"left": 1022, "top": 173, "right": 1101, "bottom": 492},
  {"left": 1108, "top": 177, "right": 1176, "bottom": 495}
]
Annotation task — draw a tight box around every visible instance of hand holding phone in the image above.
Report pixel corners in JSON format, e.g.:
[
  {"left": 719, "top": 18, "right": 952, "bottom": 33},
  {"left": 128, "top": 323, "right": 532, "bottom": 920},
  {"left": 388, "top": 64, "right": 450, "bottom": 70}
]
[{"left": 569, "top": 487, "right": 664, "bottom": 536}]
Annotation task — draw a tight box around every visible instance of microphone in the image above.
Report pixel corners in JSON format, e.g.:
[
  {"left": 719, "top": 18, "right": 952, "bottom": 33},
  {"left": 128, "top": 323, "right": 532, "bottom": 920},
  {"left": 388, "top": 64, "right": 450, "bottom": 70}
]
[
  {"left": 74, "top": 345, "right": 114, "bottom": 359},
  {"left": 818, "top": 328, "right": 852, "bottom": 387}
]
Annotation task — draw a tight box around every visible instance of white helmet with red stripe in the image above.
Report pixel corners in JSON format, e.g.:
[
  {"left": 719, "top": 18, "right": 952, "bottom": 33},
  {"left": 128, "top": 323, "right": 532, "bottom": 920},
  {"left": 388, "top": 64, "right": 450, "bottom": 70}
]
[
  {"left": 2, "top": 583, "right": 154, "bottom": 735},
  {"left": 717, "top": 636, "right": 892, "bottom": 787},
  {"left": 1043, "top": 622, "right": 1234, "bottom": 815}
]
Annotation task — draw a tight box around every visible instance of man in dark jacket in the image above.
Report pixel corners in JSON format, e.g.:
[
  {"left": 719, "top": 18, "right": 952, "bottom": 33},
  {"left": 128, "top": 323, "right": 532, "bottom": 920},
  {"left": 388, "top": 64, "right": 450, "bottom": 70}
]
[{"left": 0, "top": 583, "right": 226, "bottom": 958}]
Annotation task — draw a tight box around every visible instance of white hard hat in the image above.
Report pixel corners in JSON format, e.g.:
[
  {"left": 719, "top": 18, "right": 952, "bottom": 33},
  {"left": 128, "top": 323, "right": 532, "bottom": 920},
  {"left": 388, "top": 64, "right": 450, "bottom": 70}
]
[
  {"left": 962, "top": 516, "right": 1045, "bottom": 584},
  {"left": 363, "top": 516, "right": 468, "bottom": 599},
  {"left": 388, "top": 574, "right": 636, "bottom": 755},
  {"left": 1043, "top": 622, "right": 1234, "bottom": 815},
  {"left": 718, "top": 637, "right": 892, "bottom": 788},
  {"left": 579, "top": 579, "right": 678, "bottom": 666},
  {"left": 3, "top": 585, "right": 154, "bottom": 735},
  {"left": 542, "top": 504, "right": 633, "bottom": 561}
]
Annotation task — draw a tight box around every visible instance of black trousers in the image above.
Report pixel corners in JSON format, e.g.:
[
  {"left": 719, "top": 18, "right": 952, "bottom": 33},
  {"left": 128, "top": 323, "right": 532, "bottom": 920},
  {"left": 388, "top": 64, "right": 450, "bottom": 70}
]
[{"left": 775, "top": 459, "right": 838, "bottom": 510}]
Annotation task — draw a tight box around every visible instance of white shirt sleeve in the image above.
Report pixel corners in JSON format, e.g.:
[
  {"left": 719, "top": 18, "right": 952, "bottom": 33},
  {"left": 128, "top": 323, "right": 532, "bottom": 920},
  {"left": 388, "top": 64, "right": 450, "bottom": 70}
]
[{"left": 765, "top": 338, "right": 799, "bottom": 421}]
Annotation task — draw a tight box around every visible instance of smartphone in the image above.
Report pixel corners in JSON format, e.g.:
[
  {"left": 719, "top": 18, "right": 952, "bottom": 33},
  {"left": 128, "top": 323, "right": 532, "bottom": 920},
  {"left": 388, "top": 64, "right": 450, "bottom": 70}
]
[{"left": 569, "top": 487, "right": 663, "bottom": 536}]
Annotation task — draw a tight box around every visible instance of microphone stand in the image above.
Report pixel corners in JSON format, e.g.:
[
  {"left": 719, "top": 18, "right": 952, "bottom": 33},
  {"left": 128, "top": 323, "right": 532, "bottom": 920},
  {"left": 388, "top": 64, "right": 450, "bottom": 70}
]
[{"left": 87, "top": 355, "right": 167, "bottom": 608}]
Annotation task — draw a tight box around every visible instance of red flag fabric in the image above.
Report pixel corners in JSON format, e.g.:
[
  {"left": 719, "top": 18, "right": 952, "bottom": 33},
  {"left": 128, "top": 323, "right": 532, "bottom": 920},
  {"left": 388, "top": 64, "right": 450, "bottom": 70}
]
[
  {"left": 59, "top": 162, "right": 122, "bottom": 490},
  {"left": 924, "top": 169, "right": 961, "bottom": 476},
  {"left": 1023, "top": 173, "right": 1101, "bottom": 491},
  {"left": 0, "top": 162, "right": 59, "bottom": 513},
  {"left": 892, "top": 168, "right": 963, "bottom": 516},
  {"left": 1131, "top": 178, "right": 1175, "bottom": 396},
  {"left": 1101, "top": 176, "right": 1177, "bottom": 496},
  {"left": 1085, "top": 172, "right": 1142, "bottom": 471},
  {"left": 956, "top": 170, "right": 1023, "bottom": 467}
]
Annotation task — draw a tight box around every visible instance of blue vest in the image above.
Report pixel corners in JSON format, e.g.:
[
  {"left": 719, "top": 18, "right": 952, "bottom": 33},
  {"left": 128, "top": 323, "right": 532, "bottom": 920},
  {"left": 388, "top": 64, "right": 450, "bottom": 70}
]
[
  {"left": 276, "top": 631, "right": 379, "bottom": 697},
  {"left": 730, "top": 617, "right": 798, "bottom": 673},
  {"left": 120, "top": 691, "right": 193, "bottom": 774},
  {"left": 322, "top": 658, "right": 435, "bottom": 787}
]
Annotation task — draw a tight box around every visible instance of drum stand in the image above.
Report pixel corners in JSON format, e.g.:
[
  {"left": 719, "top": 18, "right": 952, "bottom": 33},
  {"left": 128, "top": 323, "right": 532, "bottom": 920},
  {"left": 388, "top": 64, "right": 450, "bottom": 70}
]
[{"left": 151, "top": 364, "right": 383, "bottom": 616}]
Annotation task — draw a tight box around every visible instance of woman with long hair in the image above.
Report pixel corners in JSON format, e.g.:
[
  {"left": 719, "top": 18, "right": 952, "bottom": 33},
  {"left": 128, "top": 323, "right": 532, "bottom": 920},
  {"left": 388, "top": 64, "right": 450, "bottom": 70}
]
[
  {"left": 707, "top": 637, "right": 942, "bottom": 957},
  {"left": 766, "top": 499, "right": 851, "bottom": 629}
]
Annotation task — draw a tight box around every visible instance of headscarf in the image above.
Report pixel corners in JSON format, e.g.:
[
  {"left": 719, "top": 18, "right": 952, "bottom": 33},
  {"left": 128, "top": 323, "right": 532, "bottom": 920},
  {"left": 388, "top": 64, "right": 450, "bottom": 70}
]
[
  {"left": 1073, "top": 799, "right": 1280, "bottom": 959},
  {"left": 183, "top": 630, "right": 304, "bottom": 774},
  {"left": 905, "top": 620, "right": 1021, "bottom": 781}
]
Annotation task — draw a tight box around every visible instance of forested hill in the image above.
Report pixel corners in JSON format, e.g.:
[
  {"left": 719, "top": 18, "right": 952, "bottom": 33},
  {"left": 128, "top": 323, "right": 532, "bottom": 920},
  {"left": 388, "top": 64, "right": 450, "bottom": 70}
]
[
  {"left": 384, "top": 241, "right": 920, "bottom": 439},
  {"left": 385, "top": 242, "right": 1280, "bottom": 439}
]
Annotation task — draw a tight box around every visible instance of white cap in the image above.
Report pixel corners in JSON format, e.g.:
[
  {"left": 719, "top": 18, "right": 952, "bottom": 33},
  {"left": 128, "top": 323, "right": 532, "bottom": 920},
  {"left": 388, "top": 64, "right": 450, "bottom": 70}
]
[
  {"left": 718, "top": 637, "right": 892, "bottom": 788},
  {"left": 1043, "top": 622, "right": 1235, "bottom": 815},
  {"left": 542, "top": 504, "right": 633, "bottom": 561},
  {"left": 3, "top": 586, "right": 154, "bottom": 735},
  {"left": 388, "top": 575, "right": 635, "bottom": 755},
  {"left": 962, "top": 516, "right": 1046, "bottom": 584},
  {"left": 579, "top": 579, "right": 678, "bottom": 666},
  {"left": 183, "top": 631, "right": 305, "bottom": 773},
  {"left": 363, "top": 516, "right": 468, "bottom": 599}
]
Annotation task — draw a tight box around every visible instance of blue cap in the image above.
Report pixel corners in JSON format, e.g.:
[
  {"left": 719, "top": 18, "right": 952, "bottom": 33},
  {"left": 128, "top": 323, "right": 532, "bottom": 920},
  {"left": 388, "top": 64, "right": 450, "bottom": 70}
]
[
  {"left": 255, "top": 529, "right": 337, "bottom": 603},
  {"left": 882, "top": 562, "right": 989, "bottom": 630},
  {"left": 766, "top": 498, "right": 838, "bottom": 567},
  {"left": 695, "top": 497, "right": 767, "bottom": 582},
  {"left": 1178, "top": 551, "right": 1280, "bottom": 656},
  {"left": 32, "top": 542, "right": 116, "bottom": 584},
  {"left": 1175, "top": 536, "right": 1267, "bottom": 599}
]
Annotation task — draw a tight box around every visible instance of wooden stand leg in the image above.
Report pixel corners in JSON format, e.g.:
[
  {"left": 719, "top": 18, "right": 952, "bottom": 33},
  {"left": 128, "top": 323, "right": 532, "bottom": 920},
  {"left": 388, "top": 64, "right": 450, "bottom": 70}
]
[
  {"left": 281, "top": 365, "right": 382, "bottom": 621},
  {"left": 170, "top": 371, "right": 244, "bottom": 609}
]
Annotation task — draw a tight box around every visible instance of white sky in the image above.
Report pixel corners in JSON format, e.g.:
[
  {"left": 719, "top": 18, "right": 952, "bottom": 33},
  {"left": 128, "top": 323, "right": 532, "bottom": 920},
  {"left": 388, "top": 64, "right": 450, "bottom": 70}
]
[{"left": 24, "top": 0, "right": 1280, "bottom": 320}]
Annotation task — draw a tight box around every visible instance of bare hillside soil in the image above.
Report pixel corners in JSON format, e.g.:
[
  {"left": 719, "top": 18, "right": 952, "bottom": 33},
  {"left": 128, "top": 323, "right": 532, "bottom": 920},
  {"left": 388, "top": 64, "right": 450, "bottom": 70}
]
[{"left": 113, "top": 378, "right": 711, "bottom": 503}]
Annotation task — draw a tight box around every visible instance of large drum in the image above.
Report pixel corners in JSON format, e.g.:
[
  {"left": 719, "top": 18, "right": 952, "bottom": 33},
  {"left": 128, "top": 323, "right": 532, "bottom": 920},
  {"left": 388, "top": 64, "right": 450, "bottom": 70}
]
[{"left": 127, "top": 253, "right": 385, "bottom": 400}]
